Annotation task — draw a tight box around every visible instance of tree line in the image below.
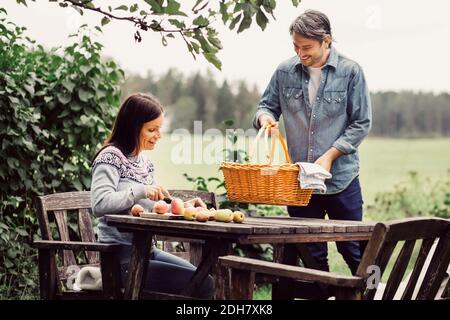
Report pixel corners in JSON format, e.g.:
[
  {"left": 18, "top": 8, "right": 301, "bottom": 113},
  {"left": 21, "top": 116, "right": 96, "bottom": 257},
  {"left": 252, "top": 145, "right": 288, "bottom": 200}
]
[{"left": 122, "top": 70, "right": 450, "bottom": 138}]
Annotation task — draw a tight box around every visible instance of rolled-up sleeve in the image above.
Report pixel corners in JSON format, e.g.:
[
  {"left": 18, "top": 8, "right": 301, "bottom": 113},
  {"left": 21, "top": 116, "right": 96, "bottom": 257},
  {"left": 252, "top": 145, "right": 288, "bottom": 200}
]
[
  {"left": 253, "top": 69, "right": 282, "bottom": 130},
  {"left": 332, "top": 65, "right": 372, "bottom": 154}
]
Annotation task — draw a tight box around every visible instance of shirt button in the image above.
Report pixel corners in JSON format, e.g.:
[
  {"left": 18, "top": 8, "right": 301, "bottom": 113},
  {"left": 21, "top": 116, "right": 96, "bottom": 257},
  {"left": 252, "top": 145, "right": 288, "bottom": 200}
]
[
  {"left": 311, "top": 131, "right": 314, "bottom": 135},
  {"left": 316, "top": 97, "right": 320, "bottom": 100},
  {"left": 295, "top": 94, "right": 300, "bottom": 98},
  {"left": 313, "top": 114, "right": 316, "bottom": 118},
  {"left": 305, "top": 80, "right": 309, "bottom": 83}
]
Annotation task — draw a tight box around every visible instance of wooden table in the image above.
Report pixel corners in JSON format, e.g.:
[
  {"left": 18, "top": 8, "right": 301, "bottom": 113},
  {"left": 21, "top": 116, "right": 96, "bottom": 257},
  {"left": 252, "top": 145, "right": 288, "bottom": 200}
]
[{"left": 105, "top": 215, "right": 376, "bottom": 299}]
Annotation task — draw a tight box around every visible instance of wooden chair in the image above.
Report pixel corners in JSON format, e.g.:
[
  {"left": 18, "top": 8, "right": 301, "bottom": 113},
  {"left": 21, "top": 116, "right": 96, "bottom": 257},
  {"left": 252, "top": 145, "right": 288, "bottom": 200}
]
[
  {"left": 219, "top": 217, "right": 450, "bottom": 300},
  {"left": 33, "top": 190, "right": 217, "bottom": 300}
]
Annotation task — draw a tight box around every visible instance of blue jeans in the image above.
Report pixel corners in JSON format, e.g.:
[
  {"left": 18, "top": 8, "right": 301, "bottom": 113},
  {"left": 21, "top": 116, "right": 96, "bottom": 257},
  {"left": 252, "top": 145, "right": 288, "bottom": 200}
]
[
  {"left": 119, "top": 246, "right": 214, "bottom": 299},
  {"left": 288, "top": 177, "right": 363, "bottom": 275}
]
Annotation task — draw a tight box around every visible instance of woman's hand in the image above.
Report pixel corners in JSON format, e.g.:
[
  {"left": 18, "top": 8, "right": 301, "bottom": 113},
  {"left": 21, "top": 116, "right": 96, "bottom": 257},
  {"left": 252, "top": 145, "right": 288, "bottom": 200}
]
[
  {"left": 145, "top": 185, "right": 171, "bottom": 201},
  {"left": 184, "top": 197, "right": 207, "bottom": 208}
]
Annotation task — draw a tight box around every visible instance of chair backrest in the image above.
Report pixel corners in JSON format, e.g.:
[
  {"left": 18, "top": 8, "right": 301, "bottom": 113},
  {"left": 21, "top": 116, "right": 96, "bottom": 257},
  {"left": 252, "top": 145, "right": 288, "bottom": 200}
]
[
  {"left": 356, "top": 217, "right": 450, "bottom": 300},
  {"left": 36, "top": 191, "right": 98, "bottom": 269},
  {"left": 36, "top": 190, "right": 218, "bottom": 268}
]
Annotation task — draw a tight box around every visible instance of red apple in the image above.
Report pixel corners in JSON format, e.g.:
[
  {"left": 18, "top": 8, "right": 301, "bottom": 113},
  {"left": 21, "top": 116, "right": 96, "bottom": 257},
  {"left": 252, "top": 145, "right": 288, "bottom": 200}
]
[
  {"left": 153, "top": 200, "right": 169, "bottom": 214},
  {"left": 171, "top": 197, "right": 185, "bottom": 215},
  {"left": 131, "top": 204, "right": 144, "bottom": 217},
  {"left": 195, "top": 211, "right": 209, "bottom": 222}
]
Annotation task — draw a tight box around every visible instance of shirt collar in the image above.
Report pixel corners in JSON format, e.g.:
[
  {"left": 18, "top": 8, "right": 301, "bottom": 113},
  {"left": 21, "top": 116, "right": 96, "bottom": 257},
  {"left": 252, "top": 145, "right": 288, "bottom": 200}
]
[{"left": 295, "top": 46, "right": 338, "bottom": 72}]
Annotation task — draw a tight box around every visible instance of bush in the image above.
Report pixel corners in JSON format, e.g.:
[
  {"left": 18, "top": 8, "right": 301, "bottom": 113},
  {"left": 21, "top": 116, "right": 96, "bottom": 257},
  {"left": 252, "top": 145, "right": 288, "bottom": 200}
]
[
  {"left": 0, "top": 9, "right": 123, "bottom": 299},
  {"left": 366, "top": 170, "right": 450, "bottom": 221}
]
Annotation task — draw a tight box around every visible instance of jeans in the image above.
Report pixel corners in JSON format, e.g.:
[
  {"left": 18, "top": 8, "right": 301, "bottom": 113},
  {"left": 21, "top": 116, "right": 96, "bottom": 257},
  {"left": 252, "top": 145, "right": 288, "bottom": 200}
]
[
  {"left": 288, "top": 177, "right": 364, "bottom": 275},
  {"left": 118, "top": 245, "right": 214, "bottom": 299}
]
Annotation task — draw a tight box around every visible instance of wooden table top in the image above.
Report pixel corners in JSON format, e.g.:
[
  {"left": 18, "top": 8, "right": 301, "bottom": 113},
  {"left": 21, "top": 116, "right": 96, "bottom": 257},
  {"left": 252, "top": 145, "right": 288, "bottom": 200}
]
[{"left": 105, "top": 215, "right": 376, "bottom": 244}]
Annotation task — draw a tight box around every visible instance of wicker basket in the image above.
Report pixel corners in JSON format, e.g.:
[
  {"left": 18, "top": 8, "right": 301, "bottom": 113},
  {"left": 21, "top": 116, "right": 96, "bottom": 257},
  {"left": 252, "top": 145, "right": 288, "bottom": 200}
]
[{"left": 221, "top": 126, "right": 313, "bottom": 206}]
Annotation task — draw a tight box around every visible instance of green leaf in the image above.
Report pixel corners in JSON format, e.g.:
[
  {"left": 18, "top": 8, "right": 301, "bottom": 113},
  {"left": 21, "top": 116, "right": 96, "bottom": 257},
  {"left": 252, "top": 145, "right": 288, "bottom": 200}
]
[
  {"left": 101, "top": 17, "right": 111, "bottom": 26},
  {"left": 291, "top": 0, "right": 300, "bottom": 7},
  {"left": 145, "top": 0, "right": 163, "bottom": 14},
  {"left": 130, "top": 4, "right": 139, "bottom": 13},
  {"left": 62, "top": 79, "right": 75, "bottom": 92},
  {"left": 15, "top": 228, "right": 28, "bottom": 237},
  {"left": 57, "top": 92, "right": 71, "bottom": 104},
  {"left": 63, "top": 162, "right": 78, "bottom": 172},
  {"left": 256, "top": 9, "right": 269, "bottom": 31},
  {"left": 193, "top": 15, "right": 209, "bottom": 26},
  {"left": 114, "top": 5, "right": 128, "bottom": 11},
  {"left": 229, "top": 14, "right": 242, "bottom": 30},
  {"left": 238, "top": 15, "right": 252, "bottom": 33},
  {"left": 168, "top": 19, "right": 185, "bottom": 29},
  {"left": 78, "top": 89, "right": 92, "bottom": 102},
  {"left": 4, "top": 258, "right": 14, "bottom": 269},
  {"left": 203, "top": 52, "right": 222, "bottom": 70}
]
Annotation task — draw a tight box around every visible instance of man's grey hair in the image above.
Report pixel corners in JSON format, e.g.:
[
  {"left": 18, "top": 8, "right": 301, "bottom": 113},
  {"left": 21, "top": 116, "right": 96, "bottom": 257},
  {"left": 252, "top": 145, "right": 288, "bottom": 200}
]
[{"left": 289, "top": 10, "right": 333, "bottom": 44}]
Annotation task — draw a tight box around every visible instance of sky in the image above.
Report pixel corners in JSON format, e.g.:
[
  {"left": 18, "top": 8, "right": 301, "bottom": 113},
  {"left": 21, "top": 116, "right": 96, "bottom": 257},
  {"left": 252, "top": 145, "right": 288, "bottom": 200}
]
[{"left": 3, "top": 0, "right": 450, "bottom": 93}]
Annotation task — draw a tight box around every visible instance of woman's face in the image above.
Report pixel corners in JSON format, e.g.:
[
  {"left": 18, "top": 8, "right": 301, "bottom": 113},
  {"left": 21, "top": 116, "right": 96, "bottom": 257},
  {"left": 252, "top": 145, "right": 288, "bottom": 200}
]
[{"left": 137, "top": 114, "right": 164, "bottom": 152}]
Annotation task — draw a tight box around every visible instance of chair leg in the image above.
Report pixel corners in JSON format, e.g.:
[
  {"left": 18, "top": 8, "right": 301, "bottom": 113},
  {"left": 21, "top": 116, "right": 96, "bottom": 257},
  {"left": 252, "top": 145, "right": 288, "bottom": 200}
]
[
  {"left": 100, "top": 251, "right": 122, "bottom": 300},
  {"left": 38, "top": 249, "right": 57, "bottom": 300},
  {"left": 228, "top": 269, "right": 255, "bottom": 300}
]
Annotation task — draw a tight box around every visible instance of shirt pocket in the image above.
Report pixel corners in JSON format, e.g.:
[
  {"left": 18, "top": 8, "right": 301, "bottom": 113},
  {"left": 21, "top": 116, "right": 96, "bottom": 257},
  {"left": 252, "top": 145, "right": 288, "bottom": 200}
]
[
  {"left": 323, "top": 91, "right": 347, "bottom": 117},
  {"left": 283, "top": 87, "right": 304, "bottom": 113}
]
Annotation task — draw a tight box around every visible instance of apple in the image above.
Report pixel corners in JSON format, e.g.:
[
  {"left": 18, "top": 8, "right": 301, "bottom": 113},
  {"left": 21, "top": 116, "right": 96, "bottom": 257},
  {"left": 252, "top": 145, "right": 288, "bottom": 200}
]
[
  {"left": 233, "top": 211, "right": 245, "bottom": 223},
  {"left": 214, "top": 209, "right": 234, "bottom": 223},
  {"left": 208, "top": 208, "right": 216, "bottom": 220},
  {"left": 153, "top": 200, "right": 169, "bottom": 214},
  {"left": 131, "top": 204, "right": 144, "bottom": 217},
  {"left": 183, "top": 207, "right": 197, "bottom": 221},
  {"left": 195, "top": 211, "right": 209, "bottom": 222},
  {"left": 171, "top": 197, "right": 185, "bottom": 215}
]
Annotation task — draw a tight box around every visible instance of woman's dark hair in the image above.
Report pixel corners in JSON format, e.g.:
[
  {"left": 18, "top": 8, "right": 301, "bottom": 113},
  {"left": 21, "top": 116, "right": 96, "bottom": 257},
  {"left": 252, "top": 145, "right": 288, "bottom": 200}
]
[
  {"left": 93, "top": 93, "right": 164, "bottom": 160},
  {"left": 289, "top": 10, "right": 333, "bottom": 45}
]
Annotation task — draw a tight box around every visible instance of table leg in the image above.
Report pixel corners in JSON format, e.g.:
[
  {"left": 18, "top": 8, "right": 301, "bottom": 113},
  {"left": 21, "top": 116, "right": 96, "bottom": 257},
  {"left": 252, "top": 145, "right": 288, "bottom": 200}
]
[
  {"left": 180, "top": 239, "right": 232, "bottom": 299},
  {"left": 272, "top": 243, "right": 299, "bottom": 300},
  {"left": 123, "top": 231, "right": 153, "bottom": 300}
]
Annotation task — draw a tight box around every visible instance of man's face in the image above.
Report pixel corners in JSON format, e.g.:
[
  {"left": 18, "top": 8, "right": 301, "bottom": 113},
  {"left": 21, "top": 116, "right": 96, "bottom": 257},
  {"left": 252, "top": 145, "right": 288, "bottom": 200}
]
[{"left": 292, "top": 32, "right": 330, "bottom": 68}]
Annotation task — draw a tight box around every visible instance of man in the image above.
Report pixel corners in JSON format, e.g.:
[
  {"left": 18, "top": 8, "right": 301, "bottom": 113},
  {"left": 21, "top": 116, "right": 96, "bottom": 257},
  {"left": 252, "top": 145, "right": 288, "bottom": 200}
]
[{"left": 253, "top": 10, "right": 372, "bottom": 277}]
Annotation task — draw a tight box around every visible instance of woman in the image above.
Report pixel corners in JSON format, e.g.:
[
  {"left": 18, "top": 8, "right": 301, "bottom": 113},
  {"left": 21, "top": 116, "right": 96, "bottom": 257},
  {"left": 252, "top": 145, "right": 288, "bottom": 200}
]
[{"left": 91, "top": 93, "right": 214, "bottom": 299}]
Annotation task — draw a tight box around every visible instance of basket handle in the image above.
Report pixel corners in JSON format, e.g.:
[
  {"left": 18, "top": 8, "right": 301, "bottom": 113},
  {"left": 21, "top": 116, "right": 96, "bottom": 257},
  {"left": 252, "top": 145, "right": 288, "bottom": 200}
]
[{"left": 249, "top": 124, "right": 292, "bottom": 165}]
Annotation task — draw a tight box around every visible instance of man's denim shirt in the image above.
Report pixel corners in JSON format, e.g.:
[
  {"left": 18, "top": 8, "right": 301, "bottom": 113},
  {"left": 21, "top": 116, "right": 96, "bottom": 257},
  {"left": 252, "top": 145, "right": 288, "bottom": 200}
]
[{"left": 253, "top": 47, "right": 372, "bottom": 194}]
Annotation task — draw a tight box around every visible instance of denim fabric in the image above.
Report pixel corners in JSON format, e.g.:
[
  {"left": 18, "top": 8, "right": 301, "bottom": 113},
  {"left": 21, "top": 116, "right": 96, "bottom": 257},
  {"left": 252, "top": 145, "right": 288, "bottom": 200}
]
[
  {"left": 288, "top": 177, "right": 364, "bottom": 275},
  {"left": 253, "top": 47, "right": 372, "bottom": 194},
  {"left": 118, "top": 246, "right": 214, "bottom": 299}
]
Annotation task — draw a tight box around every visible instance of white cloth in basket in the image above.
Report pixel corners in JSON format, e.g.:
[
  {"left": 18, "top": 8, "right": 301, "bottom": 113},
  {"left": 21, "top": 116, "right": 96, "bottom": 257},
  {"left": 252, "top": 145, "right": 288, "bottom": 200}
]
[{"left": 296, "top": 162, "right": 332, "bottom": 194}]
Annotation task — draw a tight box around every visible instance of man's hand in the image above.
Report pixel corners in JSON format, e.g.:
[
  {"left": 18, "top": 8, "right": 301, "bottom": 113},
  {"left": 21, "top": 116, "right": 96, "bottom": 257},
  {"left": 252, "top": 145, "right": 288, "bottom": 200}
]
[
  {"left": 259, "top": 114, "right": 278, "bottom": 136},
  {"left": 259, "top": 114, "right": 278, "bottom": 129},
  {"left": 314, "top": 147, "right": 343, "bottom": 172}
]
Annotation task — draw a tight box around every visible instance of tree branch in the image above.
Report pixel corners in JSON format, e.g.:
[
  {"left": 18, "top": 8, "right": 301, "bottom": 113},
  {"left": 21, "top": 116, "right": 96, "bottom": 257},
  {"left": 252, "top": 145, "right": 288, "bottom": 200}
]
[{"left": 62, "top": 0, "right": 208, "bottom": 33}]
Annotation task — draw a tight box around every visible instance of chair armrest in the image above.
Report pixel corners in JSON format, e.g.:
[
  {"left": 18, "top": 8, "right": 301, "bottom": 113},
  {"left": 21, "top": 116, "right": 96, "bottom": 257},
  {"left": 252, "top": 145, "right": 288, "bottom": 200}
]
[
  {"left": 33, "top": 240, "right": 121, "bottom": 252},
  {"left": 219, "top": 255, "right": 365, "bottom": 288}
]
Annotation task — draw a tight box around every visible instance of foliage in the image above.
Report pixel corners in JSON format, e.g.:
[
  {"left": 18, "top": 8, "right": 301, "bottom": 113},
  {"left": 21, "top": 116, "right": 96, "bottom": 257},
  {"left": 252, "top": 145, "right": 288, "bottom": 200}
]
[
  {"left": 0, "top": 10, "right": 123, "bottom": 298},
  {"left": 15, "top": 0, "right": 301, "bottom": 70},
  {"left": 0, "top": 213, "right": 39, "bottom": 299},
  {"left": 366, "top": 170, "right": 450, "bottom": 221}
]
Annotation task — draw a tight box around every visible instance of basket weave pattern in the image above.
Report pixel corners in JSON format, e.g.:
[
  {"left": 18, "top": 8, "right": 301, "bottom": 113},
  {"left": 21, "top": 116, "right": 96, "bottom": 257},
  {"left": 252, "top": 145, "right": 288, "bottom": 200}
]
[{"left": 221, "top": 126, "right": 313, "bottom": 206}]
